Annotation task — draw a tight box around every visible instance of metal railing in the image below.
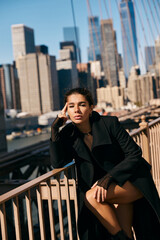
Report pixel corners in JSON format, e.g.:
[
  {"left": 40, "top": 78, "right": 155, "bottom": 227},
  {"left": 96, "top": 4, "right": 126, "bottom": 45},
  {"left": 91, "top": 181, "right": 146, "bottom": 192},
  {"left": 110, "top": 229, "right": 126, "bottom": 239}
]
[
  {"left": 0, "top": 164, "right": 79, "bottom": 240},
  {"left": 0, "top": 116, "right": 160, "bottom": 240},
  {"left": 130, "top": 116, "right": 160, "bottom": 194}
]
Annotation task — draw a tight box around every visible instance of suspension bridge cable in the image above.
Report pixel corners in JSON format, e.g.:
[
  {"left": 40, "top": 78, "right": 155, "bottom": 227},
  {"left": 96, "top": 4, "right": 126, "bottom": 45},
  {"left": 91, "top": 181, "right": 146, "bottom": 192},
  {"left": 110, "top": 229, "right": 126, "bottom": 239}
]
[
  {"left": 129, "top": 0, "right": 146, "bottom": 72},
  {"left": 108, "top": 0, "right": 113, "bottom": 20},
  {"left": 147, "top": 0, "right": 160, "bottom": 37},
  {"left": 103, "top": 0, "right": 110, "bottom": 19},
  {"left": 153, "top": 0, "right": 160, "bottom": 33},
  {"left": 70, "top": 0, "right": 81, "bottom": 63},
  {"left": 155, "top": 0, "right": 160, "bottom": 14},
  {"left": 134, "top": 0, "right": 155, "bottom": 65},
  {"left": 115, "top": 0, "right": 136, "bottom": 67},
  {"left": 98, "top": 0, "right": 103, "bottom": 19},
  {"left": 86, "top": 0, "right": 102, "bottom": 62},
  {"left": 141, "top": 0, "right": 156, "bottom": 43}
]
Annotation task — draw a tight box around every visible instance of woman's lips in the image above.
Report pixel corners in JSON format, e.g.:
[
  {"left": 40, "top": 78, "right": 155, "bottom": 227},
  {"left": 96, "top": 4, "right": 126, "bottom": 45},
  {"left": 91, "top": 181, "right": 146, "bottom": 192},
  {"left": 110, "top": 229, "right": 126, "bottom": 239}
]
[{"left": 74, "top": 115, "right": 82, "bottom": 120}]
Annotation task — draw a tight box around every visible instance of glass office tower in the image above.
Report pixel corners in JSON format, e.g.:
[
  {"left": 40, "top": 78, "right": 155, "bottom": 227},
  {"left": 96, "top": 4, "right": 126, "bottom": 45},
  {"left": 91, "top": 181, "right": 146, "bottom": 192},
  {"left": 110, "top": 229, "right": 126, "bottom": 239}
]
[
  {"left": 63, "top": 27, "right": 81, "bottom": 62},
  {"left": 88, "top": 16, "right": 101, "bottom": 62},
  {"left": 119, "top": 0, "right": 138, "bottom": 78}
]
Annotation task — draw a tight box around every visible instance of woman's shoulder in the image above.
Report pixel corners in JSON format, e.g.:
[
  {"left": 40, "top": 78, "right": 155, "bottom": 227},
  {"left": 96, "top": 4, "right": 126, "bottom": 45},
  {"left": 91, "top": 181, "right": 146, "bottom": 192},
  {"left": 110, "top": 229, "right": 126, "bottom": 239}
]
[{"left": 101, "top": 115, "right": 119, "bottom": 126}]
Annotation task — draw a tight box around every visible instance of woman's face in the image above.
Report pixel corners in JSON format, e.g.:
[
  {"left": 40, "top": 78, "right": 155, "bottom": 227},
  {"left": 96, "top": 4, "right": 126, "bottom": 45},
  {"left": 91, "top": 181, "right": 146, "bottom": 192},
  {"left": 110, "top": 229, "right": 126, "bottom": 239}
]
[{"left": 66, "top": 93, "right": 93, "bottom": 125}]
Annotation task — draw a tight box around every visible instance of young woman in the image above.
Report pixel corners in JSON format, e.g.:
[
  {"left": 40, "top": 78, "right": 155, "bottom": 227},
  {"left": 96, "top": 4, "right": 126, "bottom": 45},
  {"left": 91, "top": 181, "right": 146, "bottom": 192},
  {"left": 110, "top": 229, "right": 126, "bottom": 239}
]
[{"left": 50, "top": 88, "right": 160, "bottom": 240}]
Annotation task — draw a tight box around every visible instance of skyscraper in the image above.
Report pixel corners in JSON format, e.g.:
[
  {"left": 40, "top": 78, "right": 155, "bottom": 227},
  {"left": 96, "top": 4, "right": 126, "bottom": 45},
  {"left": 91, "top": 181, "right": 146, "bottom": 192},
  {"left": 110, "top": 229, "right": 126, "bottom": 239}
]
[
  {"left": 145, "top": 46, "right": 155, "bottom": 72},
  {"left": 11, "top": 24, "right": 35, "bottom": 60},
  {"left": 0, "top": 85, "right": 7, "bottom": 154},
  {"left": 119, "top": 0, "right": 138, "bottom": 78},
  {"left": 60, "top": 41, "right": 77, "bottom": 61},
  {"left": 16, "top": 53, "right": 60, "bottom": 114},
  {"left": 63, "top": 27, "right": 81, "bottom": 62},
  {"left": 0, "top": 63, "right": 21, "bottom": 110},
  {"left": 56, "top": 49, "right": 78, "bottom": 108},
  {"left": 101, "top": 19, "right": 119, "bottom": 87},
  {"left": 155, "top": 37, "right": 160, "bottom": 65},
  {"left": 88, "top": 16, "right": 101, "bottom": 62},
  {"left": 36, "top": 45, "right": 48, "bottom": 54}
]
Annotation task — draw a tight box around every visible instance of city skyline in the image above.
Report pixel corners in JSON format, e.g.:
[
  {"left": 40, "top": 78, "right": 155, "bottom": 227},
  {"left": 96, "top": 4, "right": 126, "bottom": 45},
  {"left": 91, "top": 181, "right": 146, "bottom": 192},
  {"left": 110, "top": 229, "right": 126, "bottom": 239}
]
[{"left": 1, "top": 0, "right": 160, "bottom": 74}]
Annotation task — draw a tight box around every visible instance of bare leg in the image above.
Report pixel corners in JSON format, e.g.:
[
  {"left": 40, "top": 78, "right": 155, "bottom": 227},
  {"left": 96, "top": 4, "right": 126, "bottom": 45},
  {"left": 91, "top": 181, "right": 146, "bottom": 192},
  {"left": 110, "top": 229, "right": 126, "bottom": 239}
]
[
  {"left": 114, "top": 203, "right": 133, "bottom": 238},
  {"left": 84, "top": 181, "right": 143, "bottom": 238}
]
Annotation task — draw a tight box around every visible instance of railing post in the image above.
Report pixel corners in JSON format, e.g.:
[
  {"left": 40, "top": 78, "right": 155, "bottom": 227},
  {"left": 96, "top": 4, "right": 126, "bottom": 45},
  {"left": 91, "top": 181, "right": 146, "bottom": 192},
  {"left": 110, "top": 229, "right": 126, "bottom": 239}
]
[{"left": 139, "top": 115, "right": 151, "bottom": 165}]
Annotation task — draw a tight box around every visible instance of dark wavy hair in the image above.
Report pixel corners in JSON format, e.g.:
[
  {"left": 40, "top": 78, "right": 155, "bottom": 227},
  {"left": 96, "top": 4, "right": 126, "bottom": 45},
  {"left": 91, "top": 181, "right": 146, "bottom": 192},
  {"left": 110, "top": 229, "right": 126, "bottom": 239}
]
[{"left": 64, "top": 88, "right": 94, "bottom": 106}]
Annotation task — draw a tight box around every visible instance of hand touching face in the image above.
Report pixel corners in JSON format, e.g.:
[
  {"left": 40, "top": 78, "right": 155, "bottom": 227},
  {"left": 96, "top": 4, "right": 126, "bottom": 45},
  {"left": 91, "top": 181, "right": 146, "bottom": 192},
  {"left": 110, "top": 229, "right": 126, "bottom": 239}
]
[
  {"left": 58, "top": 102, "right": 68, "bottom": 124},
  {"left": 66, "top": 93, "right": 93, "bottom": 126}
]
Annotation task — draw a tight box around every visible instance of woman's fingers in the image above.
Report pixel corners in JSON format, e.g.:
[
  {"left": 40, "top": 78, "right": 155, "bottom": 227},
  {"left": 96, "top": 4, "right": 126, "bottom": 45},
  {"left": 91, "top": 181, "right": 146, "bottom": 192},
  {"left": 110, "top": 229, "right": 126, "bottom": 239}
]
[
  {"left": 91, "top": 181, "right": 98, "bottom": 188},
  {"left": 61, "top": 103, "right": 68, "bottom": 115},
  {"left": 93, "top": 186, "right": 107, "bottom": 203},
  {"left": 58, "top": 103, "right": 68, "bottom": 121},
  {"left": 93, "top": 187, "right": 98, "bottom": 199}
]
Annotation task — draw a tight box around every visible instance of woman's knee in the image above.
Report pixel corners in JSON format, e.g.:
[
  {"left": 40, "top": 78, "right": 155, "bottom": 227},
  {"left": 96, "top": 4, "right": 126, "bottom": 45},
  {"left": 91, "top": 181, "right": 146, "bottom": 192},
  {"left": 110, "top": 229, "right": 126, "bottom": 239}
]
[{"left": 84, "top": 189, "right": 98, "bottom": 208}]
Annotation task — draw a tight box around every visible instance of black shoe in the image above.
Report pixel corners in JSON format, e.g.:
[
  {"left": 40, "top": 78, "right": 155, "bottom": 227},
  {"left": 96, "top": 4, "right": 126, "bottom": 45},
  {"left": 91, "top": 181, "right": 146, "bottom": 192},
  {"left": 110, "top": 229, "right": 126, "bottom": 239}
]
[{"left": 111, "top": 230, "right": 133, "bottom": 240}]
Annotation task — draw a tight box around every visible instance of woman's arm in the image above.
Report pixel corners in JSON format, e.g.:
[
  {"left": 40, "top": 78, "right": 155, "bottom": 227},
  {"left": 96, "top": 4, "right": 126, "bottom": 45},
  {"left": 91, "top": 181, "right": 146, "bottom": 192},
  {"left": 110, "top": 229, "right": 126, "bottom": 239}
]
[{"left": 50, "top": 104, "right": 74, "bottom": 168}]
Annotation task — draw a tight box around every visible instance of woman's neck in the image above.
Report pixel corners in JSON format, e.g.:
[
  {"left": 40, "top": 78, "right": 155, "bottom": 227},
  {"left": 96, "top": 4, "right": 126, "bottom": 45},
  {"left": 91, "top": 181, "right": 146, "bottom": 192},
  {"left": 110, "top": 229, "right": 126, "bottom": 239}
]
[{"left": 76, "top": 122, "right": 91, "bottom": 134}]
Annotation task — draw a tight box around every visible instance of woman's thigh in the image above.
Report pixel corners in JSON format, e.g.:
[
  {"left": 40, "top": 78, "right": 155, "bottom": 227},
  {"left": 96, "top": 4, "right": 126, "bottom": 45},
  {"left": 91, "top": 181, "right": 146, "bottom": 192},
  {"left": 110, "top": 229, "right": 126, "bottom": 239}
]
[
  {"left": 85, "top": 181, "right": 143, "bottom": 205},
  {"left": 106, "top": 181, "right": 143, "bottom": 204}
]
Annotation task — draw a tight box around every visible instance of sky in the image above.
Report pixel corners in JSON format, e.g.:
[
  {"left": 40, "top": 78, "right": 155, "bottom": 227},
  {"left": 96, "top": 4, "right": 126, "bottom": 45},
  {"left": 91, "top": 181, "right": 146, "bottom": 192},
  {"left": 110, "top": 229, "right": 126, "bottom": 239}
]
[{"left": 0, "top": 0, "right": 160, "bottom": 73}]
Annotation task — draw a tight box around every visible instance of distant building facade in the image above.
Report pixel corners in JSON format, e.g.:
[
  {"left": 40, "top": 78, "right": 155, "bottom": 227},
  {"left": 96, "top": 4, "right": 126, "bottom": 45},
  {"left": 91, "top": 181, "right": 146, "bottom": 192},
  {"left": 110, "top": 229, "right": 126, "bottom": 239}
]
[
  {"left": 63, "top": 27, "right": 81, "bottom": 63},
  {"left": 16, "top": 53, "right": 60, "bottom": 115},
  {"left": 56, "top": 49, "right": 78, "bottom": 108},
  {"left": 101, "top": 19, "right": 119, "bottom": 87},
  {"left": 97, "top": 86, "right": 125, "bottom": 109},
  {"left": 127, "top": 66, "right": 157, "bottom": 106},
  {"left": 77, "top": 63, "right": 97, "bottom": 104},
  {"left": 155, "top": 37, "right": 160, "bottom": 65},
  {"left": 0, "top": 63, "right": 21, "bottom": 110},
  {"left": 0, "top": 85, "right": 7, "bottom": 154},
  {"left": 119, "top": 0, "right": 138, "bottom": 78},
  {"left": 88, "top": 16, "right": 101, "bottom": 61},
  {"left": 145, "top": 46, "right": 155, "bottom": 72},
  {"left": 36, "top": 45, "right": 48, "bottom": 54},
  {"left": 11, "top": 24, "right": 35, "bottom": 60},
  {"left": 60, "top": 41, "right": 77, "bottom": 61}
]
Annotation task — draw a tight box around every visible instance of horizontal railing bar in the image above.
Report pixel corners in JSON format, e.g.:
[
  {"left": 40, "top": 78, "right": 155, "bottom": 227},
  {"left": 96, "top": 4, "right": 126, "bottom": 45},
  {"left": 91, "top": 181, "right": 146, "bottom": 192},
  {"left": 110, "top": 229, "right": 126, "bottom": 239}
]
[
  {"left": 148, "top": 117, "right": 160, "bottom": 127},
  {"left": 130, "top": 117, "right": 160, "bottom": 137},
  {"left": 0, "top": 163, "right": 75, "bottom": 204},
  {"left": 130, "top": 127, "right": 144, "bottom": 137}
]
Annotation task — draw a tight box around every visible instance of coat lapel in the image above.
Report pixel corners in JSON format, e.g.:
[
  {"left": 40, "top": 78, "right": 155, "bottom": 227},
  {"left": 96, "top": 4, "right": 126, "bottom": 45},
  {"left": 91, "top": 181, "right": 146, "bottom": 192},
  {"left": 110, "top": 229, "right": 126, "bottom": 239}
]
[
  {"left": 73, "top": 137, "right": 92, "bottom": 162},
  {"left": 72, "top": 112, "right": 112, "bottom": 161},
  {"left": 92, "top": 116, "right": 112, "bottom": 150}
]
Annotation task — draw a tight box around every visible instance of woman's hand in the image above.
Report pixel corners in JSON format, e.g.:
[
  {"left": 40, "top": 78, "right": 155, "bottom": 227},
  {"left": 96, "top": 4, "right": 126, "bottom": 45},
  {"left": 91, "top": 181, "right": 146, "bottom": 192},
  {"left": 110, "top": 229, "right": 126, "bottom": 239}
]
[
  {"left": 91, "top": 181, "right": 107, "bottom": 203},
  {"left": 58, "top": 103, "right": 68, "bottom": 124}
]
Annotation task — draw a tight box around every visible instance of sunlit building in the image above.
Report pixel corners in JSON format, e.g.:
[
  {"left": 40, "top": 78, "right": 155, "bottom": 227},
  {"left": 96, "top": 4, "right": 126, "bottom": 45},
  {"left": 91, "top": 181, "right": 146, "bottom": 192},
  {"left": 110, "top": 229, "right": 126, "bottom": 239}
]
[
  {"left": 60, "top": 41, "right": 77, "bottom": 61},
  {"left": 56, "top": 49, "right": 78, "bottom": 108},
  {"left": 16, "top": 53, "right": 60, "bottom": 115},
  {"left": 11, "top": 24, "right": 35, "bottom": 60},
  {"left": 145, "top": 46, "right": 155, "bottom": 72},
  {"left": 101, "top": 19, "right": 119, "bottom": 87},
  {"left": 127, "top": 66, "right": 157, "bottom": 106},
  {"left": 88, "top": 16, "right": 101, "bottom": 62}
]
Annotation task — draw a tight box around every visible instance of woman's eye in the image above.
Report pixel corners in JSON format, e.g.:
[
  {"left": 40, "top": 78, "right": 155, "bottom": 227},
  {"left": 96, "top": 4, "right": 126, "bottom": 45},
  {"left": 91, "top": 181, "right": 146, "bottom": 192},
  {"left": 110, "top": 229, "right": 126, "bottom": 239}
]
[
  {"left": 80, "top": 104, "right": 86, "bottom": 107},
  {"left": 68, "top": 105, "right": 74, "bottom": 108}
]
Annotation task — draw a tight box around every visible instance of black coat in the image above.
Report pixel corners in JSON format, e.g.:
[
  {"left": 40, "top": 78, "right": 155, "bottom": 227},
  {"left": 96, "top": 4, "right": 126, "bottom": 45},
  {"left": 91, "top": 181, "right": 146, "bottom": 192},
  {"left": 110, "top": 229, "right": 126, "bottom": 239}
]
[{"left": 50, "top": 111, "right": 160, "bottom": 240}]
